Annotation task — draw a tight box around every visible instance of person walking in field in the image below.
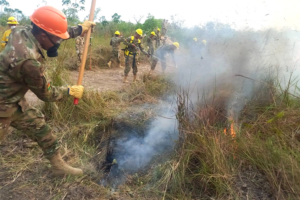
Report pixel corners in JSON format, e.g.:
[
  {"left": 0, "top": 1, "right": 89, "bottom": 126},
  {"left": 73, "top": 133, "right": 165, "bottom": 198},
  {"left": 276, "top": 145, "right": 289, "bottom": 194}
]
[
  {"left": 1, "top": 17, "right": 19, "bottom": 48},
  {"left": 161, "top": 19, "right": 168, "bottom": 37},
  {"left": 107, "top": 31, "right": 124, "bottom": 68},
  {"left": 0, "top": 6, "right": 95, "bottom": 176},
  {"left": 155, "top": 28, "right": 161, "bottom": 48},
  {"left": 149, "top": 42, "right": 179, "bottom": 75},
  {"left": 147, "top": 31, "right": 157, "bottom": 56},
  {"left": 123, "top": 29, "right": 149, "bottom": 83}
]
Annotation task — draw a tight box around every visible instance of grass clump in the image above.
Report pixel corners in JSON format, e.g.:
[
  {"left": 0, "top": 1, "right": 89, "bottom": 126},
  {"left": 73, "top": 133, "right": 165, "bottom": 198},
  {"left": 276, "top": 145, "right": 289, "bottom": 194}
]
[{"left": 149, "top": 80, "right": 300, "bottom": 200}]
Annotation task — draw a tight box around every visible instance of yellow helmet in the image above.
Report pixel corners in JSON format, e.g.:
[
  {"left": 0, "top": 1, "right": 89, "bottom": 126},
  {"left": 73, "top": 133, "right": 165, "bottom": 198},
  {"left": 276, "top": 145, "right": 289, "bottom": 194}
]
[
  {"left": 193, "top": 38, "right": 197, "bottom": 42},
  {"left": 202, "top": 40, "right": 207, "bottom": 45},
  {"left": 151, "top": 31, "right": 156, "bottom": 36},
  {"left": 115, "top": 31, "right": 120, "bottom": 35},
  {"left": 136, "top": 28, "right": 143, "bottom": 36},
  {"left": 157, "top": 28, "right": 160, "bottom": 31},
  {"left": 173, "top": 42, "right": 180, "bottom": 49},
  {"left": 7, "top": 16, "right": 19, "bottom": 25}
]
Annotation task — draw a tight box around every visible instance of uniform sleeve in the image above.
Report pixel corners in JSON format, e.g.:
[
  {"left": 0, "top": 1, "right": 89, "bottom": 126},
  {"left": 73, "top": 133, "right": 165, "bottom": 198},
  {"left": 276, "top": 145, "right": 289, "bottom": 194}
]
[
  {"left": 67, "top": 26, "right": 83, "bottom": 39},
  {"left": 123, "top": 37, "right": 133, "bottom": 47},
  {"left": 117, "top": 37, "right": 125, "bottom": 43},
  {"left": 1, "top": 31, "right": 7, "bottom": 47},
  {"left": 21, "top": 60, "right": 69, "bottom": 102},
  {"left": 138, "top": 43, "right": 148, "bottom": 55}
]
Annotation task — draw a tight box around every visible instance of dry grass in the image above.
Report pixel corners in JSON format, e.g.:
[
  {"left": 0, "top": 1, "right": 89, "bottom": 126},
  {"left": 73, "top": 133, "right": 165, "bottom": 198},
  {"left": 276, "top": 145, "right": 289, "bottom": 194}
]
[
  {"left": 1, "top": 29, "right": 300, "bottom": 200},
  {"left": 144, "top": 79, "right": 300, "bottom": 200}
]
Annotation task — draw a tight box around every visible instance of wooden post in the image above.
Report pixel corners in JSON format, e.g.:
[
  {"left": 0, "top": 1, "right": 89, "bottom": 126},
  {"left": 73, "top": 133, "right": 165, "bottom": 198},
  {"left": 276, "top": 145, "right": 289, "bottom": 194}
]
[{"left": 74, "top": 0, "right": 97, "bottom": 105}]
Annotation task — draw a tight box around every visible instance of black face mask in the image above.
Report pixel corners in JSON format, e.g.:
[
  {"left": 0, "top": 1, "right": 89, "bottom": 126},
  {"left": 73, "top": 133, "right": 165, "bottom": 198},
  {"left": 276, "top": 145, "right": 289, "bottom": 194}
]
[
  {"left": 47, "top": 43, "right": 60, "bottom": 57},
  {"left": 44, "top": 30, "right": 61, "bottom": 57}
]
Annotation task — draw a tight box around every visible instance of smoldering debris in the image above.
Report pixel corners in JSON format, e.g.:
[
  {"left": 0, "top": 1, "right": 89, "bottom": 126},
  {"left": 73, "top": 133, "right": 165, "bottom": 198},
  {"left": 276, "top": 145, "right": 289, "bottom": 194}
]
[{"left": 100, "top": 104, "right": 178, "bottom": 187}]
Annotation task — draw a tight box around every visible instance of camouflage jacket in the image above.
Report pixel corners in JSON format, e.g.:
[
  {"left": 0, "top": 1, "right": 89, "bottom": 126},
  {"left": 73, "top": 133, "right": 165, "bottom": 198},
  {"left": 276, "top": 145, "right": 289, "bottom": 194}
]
[
  {"left": 110, "top": 36, "right": 124, "bottom": 51},
  {"left": 123, "top": 36, "right": 148, "bottom": 56},
  {"left": 155, "top": 30, "right": 161, "bottom": 41},
  {"left": 146, "top": 36, "right": 156, "bottom": 49},
  {"left": 75, "top": 36, "right": 84, "bottom": 54},
  {"left": 155, "top": 44, "right": 176, "bottom": 63},
  {"left": 0, "top": 25, "right": 82, "bottom": 117}
]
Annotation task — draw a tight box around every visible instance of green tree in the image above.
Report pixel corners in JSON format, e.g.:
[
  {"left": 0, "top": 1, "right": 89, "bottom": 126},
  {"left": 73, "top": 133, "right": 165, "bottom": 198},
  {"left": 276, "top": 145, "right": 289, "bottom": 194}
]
[
  {"left": 142, "top": 14, "right": 161, "bottom": 33},
  {"left": 62, "top": 0, "right": 85, "bottom": 25},
  {"left": 99, "top": 16, "right": 108, "bottom": 26},
  {"left": 62, "top": 7, "right": 80, "bottom": 25},
  {"left": 112, "top": 13, "right": 121, "bottom": 23},
  {"left": 0, "top": 0, "right": 9, "bottom": 12}
]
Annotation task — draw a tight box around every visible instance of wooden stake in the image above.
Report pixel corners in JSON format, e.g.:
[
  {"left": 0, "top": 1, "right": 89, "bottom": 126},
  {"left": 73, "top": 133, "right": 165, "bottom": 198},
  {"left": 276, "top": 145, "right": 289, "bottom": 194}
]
[{"left": 74, "top": 0, "right": 97, "bottom": 105}]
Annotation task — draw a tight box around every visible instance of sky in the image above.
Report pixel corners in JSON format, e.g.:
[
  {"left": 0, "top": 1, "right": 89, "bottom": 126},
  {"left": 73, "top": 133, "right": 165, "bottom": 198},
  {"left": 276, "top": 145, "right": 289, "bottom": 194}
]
[{"left": 6, "top": 0, "right": 300, "bottom": 30}]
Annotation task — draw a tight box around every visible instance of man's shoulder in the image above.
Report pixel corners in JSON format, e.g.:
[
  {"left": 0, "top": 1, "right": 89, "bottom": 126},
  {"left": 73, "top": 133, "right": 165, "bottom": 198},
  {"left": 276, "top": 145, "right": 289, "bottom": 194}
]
[{"left": 6, "top": 26, "right": 44, "bottom": 61}]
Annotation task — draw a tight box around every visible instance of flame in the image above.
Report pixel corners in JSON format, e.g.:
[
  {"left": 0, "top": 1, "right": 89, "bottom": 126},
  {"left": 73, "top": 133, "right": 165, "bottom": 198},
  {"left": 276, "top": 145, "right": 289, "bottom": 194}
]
[
  {"left": 223, "top": 128, "right": 227, "bottom": 135},
  {"left": 230, "top": 121, "right": 236, "bottom": 138}
]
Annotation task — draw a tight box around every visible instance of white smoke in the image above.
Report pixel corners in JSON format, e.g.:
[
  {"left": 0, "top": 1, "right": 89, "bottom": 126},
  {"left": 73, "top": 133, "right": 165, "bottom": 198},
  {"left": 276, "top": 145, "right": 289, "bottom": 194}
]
[{"left": 115, "top": 105, "right": 178, "bottom": 173}]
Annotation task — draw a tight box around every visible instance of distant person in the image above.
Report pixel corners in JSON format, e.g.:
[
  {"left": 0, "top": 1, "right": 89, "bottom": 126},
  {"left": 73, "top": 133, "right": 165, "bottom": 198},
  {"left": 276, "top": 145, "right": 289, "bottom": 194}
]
[
  {"left": 75, "top": 35, "right": 84, "bottom": 70},
  {"left": 0, "top": 6, "right": 95, "bottom": 176},
  {"left": 155, "top": 28, "right": 161, "bottom": 48},
  {"left": 190, "top": 37, "right": 200, "bottom": 57},
  {"left": 149, "top": 42, "right": 179, "bottom": 75},
  {"left": 108, "top": 31, "right": 124, "bottom": 68},
  {"left": 147, "top": 31, "right": 156, "bottom": 56},
  {"left": 161, "top": 19, "right": 168, "bottom": 37},
  {"left": 122, "top": 29, "right": 149, "bottom": 83},
  {"left": 190, "top": 38, "right": 207, "bottom": 61},
  {"left": 1, "top": 17, "right": 18, "bottom": 48}
]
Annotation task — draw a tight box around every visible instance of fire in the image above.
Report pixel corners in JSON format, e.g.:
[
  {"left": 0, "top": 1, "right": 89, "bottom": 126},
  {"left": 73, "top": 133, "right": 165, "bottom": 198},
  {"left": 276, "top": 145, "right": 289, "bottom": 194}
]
[
  {"left": 230, "top": 119, "right": 236, "bottom": 138},
  {"left": 223, "top": 117, "right": 236, "bottom": 138},
  {"left": 221, "top": 117, "right": 237, "bottom": 159}
]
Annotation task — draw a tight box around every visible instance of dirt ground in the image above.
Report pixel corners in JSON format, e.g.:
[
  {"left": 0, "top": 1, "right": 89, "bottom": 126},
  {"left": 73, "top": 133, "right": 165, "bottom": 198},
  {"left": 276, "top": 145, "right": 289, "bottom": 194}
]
[{"left": 25, "top": 62, "right": 175, "bottom": 105}]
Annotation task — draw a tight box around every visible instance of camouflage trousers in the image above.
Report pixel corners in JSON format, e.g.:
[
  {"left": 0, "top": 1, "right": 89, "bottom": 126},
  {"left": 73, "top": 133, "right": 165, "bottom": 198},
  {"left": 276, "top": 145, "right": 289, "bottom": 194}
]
[
  {"left": 148, "top": 47, "right": 154, "bottom": 56},
  {"left": 162, "top": 28, "right": 167, "bottom": 37},
  {"left": 76, "top": 53, "right": 83, "bottom": 68},
  {"left": 0, "top": 105, "right": 59, "bottom": 159},
  {"left": 110, "top": 50, "right": 121, "bottom": 68},
  {"left": 151, "top": 55, "right": 166, "bottom": 71},
  {"left": 156, "top": 39, "right": 160, "bottom": 48},
  {"left": 124, "top": 55, "right": 138, "bottom": 76}
]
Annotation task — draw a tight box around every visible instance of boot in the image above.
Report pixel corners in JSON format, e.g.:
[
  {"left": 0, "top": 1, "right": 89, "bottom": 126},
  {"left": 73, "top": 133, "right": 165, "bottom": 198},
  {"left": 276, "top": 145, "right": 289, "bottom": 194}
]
[
  {"left": 123, "top": 76, "right": 129, "bottom": 83},
  {"left": 118, "top": 63, "right": 124, "bottom": 68},
  {"left": 107, "top": 61, "right": 111, "bottom": 67},
  {"left": 49, "top": 152, "right": 83, "bottom": 176},
  {"left": 133, "top": 75, "right": 137, "bottom": 82}
]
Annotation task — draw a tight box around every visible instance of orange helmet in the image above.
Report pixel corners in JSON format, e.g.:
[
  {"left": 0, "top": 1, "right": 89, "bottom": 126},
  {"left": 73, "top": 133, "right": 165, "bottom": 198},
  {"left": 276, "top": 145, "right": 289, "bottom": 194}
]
[{"left": 30, "top": 6, "right": 69, "bottom": 39}]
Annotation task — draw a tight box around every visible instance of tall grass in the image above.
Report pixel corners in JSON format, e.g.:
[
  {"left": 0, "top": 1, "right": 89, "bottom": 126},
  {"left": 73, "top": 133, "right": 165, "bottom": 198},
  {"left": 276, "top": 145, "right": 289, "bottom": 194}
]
[{"left": 149, "top": 77, "right": 300, "bottom": 200}]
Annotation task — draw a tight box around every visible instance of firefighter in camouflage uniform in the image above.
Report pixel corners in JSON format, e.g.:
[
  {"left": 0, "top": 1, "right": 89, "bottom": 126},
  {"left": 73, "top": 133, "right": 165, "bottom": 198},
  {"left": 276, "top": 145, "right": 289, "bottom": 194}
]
[{"left": 0, "top": 6, "right": 95, "bottom": 176}]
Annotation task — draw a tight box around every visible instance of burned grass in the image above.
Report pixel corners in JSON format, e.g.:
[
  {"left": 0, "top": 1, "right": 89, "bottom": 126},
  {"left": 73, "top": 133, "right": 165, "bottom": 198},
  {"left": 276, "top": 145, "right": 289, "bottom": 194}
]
[{"left": 146, "top": 80, "right": 300, "bottom": 200}]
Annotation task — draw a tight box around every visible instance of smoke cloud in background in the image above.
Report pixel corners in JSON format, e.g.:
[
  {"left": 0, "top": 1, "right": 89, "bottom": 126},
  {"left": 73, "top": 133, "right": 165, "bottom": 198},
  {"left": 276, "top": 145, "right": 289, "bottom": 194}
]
[
  {"left": 174, "top": 28, "right": 300, "bottom": 119},
  {"left": 106, "top": 27, "right": 300, "bottom": 180}
]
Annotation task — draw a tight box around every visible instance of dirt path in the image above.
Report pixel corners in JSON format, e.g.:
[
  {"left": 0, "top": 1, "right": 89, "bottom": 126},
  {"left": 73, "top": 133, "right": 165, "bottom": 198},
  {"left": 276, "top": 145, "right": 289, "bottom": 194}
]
[{"left": 25, "top": 63, "right": 174, "bottom": 105}]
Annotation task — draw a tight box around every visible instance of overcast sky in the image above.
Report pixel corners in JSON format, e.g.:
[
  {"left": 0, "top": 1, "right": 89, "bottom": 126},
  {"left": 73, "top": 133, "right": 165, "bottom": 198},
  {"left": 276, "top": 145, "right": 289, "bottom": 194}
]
[{"left": 7, "top": 0, "right": 300, "bottom": 30}]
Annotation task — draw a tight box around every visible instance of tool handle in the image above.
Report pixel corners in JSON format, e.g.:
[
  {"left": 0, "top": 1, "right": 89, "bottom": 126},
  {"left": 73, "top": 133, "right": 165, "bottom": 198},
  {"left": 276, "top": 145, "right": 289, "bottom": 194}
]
[
  {"left": 73, "top": 98, "right": 79, "bottom": 105},
  {"left": 73, "top": 0, "right": 97, "bottom": 105}
]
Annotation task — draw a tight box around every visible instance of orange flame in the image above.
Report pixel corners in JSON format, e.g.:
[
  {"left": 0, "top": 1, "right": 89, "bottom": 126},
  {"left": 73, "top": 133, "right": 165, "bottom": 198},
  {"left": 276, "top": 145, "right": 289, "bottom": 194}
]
[{"left": 230, "top": 121, "right": 236, "bottom": 138}]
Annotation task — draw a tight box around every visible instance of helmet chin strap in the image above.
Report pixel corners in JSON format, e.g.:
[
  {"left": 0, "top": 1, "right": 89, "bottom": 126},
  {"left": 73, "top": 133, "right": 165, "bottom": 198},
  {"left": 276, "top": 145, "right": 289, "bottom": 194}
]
[
  {"left": 42, "top": 30, "right": 61, "bottom": 57},
  {"left": 43, "top": 30, "right": 57, "bottom": 46}
]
